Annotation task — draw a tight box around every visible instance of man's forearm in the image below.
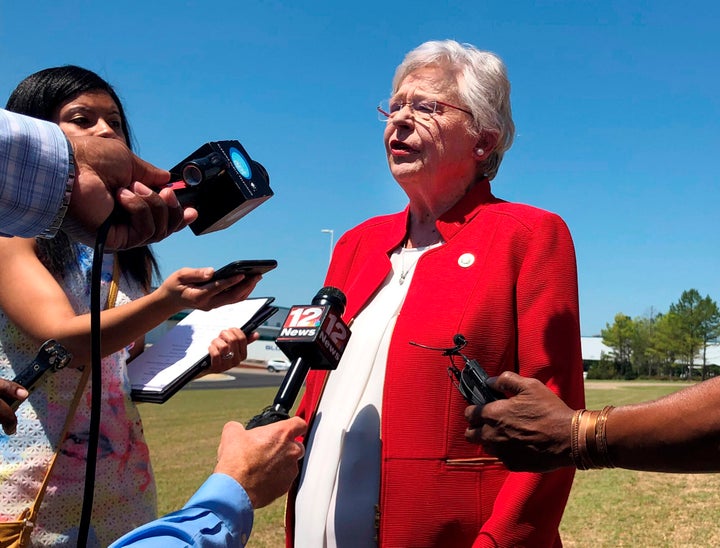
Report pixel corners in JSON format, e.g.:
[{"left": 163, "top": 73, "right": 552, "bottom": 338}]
[
  {"left": 109, "top": 473, "right": 254, "bottom": 547},
  {"left": 0, "top": 108, "right": 70, "bottom": 238}
]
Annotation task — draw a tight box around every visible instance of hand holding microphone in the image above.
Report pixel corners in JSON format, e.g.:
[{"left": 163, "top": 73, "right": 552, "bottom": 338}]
[{"left": 246, "top": 286, "right": 351, "bottom": 429}]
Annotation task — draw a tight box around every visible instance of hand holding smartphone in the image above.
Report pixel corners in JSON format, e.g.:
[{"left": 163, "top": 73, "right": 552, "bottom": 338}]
[{"left": 210, "top": 259, "right": 277, "bottom": 281}]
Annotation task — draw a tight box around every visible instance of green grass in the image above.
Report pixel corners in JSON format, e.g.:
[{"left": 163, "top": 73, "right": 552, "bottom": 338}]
[
  {"left": 139, "top": 381, "right": 720, "bottom": 547},
  {"left": 560, "top": 381, "right": 720, "bottom": 547}
]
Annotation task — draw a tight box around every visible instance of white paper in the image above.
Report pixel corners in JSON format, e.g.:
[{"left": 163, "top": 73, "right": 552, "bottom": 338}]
[{"left": 128, "top": 298, "right": 271, "bottom": 392}]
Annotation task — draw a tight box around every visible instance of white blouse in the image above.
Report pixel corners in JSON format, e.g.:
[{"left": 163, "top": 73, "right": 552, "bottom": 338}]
[{"left": 294, "top": 244, "right": 437, "bottom": 547}]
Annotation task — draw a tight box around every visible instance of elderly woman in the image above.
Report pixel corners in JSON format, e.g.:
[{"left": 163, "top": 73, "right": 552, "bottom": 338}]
[{"left": 288, "top": 40, "right": 585, "bottom": 547}]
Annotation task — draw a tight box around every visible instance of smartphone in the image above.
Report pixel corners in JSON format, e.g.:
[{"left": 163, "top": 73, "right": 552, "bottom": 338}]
[
  {"left": 210, "top": 259, "right": 277, "bottom": 281},
  {"left": 241, "top": 304, "right": 280, "bottom": 335}
]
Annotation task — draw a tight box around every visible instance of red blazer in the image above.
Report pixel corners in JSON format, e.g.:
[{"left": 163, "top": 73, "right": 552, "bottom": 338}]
[{"left": 287, "top": 180, "right": 585, "bottom": 548}]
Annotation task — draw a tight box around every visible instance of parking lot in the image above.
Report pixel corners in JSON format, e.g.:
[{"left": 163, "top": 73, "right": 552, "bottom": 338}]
[{"left": 188, "top": 364, "right": 288, "bottom": 390}]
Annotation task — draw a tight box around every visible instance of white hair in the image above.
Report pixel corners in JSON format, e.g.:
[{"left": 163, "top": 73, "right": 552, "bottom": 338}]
[{"left": 392, "top": 40, "right": 515, "bottom": 180}]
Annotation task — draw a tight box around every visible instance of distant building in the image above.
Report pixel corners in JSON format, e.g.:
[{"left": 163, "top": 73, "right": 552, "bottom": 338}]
[
  {"left": 581, "top": 337, "right": 612, "bottom": 364},
  {"left": 248, "top": 307, "right": 290, "bottom": 366},
  {"left": 581, "top": 336, "right": 720, "bottom": 367}
]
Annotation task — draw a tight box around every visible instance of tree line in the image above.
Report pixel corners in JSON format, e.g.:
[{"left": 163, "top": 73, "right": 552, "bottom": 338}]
[{"left": 592, "top": 289, "right": 720, "bottom": 380}]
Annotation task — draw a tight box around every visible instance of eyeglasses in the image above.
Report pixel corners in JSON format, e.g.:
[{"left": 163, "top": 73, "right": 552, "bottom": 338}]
[{"left": 377, "top": 98, "right": 473, "bottom": 122}]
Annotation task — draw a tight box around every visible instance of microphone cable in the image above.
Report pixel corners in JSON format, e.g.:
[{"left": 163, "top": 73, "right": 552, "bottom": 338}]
[{"left": 77, "top": 215, "right": 112, "bottom": 546}]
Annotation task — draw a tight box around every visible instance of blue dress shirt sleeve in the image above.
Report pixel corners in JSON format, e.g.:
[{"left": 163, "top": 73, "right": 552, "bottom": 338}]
[
  {"left": 109, "top": 473, "right": 254, "bottom": 548},
  {"left": 0, "top": 108, "right": 70, "bottom": 238}
]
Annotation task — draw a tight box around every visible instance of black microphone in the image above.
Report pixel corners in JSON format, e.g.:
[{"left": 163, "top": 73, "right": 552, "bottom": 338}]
[{"left": 246, "top": 286, "right": 351, "bottom": 429}]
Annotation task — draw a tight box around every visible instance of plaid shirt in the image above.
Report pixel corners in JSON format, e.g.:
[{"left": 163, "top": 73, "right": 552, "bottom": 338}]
[{"left": 0, "top": 108, "right": 69, "bottom": 238}]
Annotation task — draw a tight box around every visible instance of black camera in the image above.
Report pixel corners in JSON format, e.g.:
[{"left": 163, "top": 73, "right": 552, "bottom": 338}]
[{"left": 169, "top": 141, "right": 273, "bottom": 235}]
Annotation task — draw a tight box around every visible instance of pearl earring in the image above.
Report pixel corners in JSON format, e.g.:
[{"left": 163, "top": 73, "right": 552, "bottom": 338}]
[{"left": 475, "top": 148, "right": 484, "bottom": 156}]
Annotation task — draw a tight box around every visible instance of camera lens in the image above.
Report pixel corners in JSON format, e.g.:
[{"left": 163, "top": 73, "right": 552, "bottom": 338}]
[
  {"left": 182, "top": 164, "right": 204, "bottom": 186},
  {"left": 181, "top": 152, "right": 225, "bottom": 186}
]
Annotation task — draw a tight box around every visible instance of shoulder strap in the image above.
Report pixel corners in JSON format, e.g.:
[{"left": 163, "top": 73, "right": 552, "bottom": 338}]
[
  {"left": 26, "top": 365, "right": 91, "bottom": 519},
  {"left": 106, "top": 253, "right": 121, "bottom": 310}
]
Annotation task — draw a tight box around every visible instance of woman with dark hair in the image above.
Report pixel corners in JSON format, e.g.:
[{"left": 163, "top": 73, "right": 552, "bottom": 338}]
[
  {"left": 6, "top": 65, "right": 158, "bottom": 291},
  {"left": 0, "top": 66, "right": 261, "bottom": 546}
]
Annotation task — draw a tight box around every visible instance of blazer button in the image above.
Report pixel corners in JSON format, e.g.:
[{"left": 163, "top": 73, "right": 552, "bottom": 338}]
[{"left": 458, "top": 253, "right": 475, "bottom": 268}]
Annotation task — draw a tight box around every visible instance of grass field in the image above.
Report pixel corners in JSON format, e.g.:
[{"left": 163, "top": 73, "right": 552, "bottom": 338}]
[{"left": 139, "top": 381, "right": 720, "bottom": 547}]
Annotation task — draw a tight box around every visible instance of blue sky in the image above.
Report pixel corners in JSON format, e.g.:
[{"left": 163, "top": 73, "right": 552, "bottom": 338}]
[{"left": 2, "top": 1, "right": 719, "bottom": 335}]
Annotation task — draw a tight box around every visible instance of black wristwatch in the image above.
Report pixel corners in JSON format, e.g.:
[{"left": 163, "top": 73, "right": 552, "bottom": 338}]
[{"left": 2, "top": 340, "right": 72, "bottom": 410}]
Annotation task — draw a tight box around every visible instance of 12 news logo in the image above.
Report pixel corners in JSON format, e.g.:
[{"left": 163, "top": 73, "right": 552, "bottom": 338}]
[
  {"left": 277, "top": 305, "right": 350, "bottom": 366},
  {"left": 280, "top": 306, "right": 348, "bottom": 343}
]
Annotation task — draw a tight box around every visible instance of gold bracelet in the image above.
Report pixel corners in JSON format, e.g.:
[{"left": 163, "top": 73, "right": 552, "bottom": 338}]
[
  {"left": 585, "top": 410, "right": 602, "bottom": 469},
  {"left": 572, "top": 406, "right": 616, "bottom": 470},
  {"left": 576, "top": 409, "right": 596, "bottom": 470},
  {"left": 594, "top": 405, "right": 615, "bottom": 469},
  {"left": 570, "top": 409, "right": 586, "bottom": 469}
]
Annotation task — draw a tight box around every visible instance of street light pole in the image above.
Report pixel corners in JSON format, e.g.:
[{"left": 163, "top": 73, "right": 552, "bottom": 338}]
[{"left": 320, "top": 229, "right": 334, "bottom": 264}]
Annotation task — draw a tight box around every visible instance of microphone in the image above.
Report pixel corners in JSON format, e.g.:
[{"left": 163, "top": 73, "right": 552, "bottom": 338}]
[{"left": 246, "top": 286, "right": 351, "bottom": 429}]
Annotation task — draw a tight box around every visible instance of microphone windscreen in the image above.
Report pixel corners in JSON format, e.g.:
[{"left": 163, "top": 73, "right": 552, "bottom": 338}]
[{"left": 312, "top": 286, "right": 347, "bottom": 313}]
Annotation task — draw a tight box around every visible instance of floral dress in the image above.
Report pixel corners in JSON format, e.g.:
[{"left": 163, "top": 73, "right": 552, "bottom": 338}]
[{"left": 0, "top": 243, "right": 156, "bottom": 547}]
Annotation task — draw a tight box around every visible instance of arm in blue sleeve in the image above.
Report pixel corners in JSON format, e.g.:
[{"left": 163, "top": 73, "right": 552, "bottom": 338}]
[
  {"left": 0, "top": 108, "right": 70, "bottom": 238},
  {"left": 109, "top": 474, "right": 254, "bottom": 548}
]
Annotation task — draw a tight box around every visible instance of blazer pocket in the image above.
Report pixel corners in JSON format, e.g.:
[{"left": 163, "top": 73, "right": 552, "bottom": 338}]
[{"left": 445, "top": 456, "right": 502, "bottom": 467}]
